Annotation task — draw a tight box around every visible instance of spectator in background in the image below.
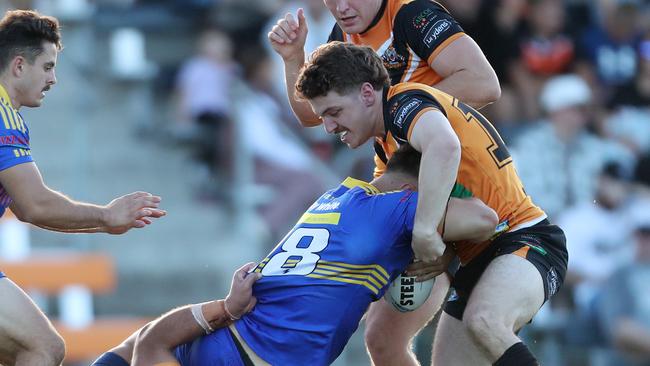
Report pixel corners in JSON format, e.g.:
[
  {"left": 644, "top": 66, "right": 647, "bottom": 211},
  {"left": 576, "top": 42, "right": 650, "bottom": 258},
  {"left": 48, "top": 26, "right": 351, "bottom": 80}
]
[
  {"left": 264, "top": 0, "right": 337, "bottom": 162},
  {"left": 512, "top": 74, "right": 633, "bottom": 219},
  {"left": 577, "top": 0, "right": 643, "bottom": 100},
  {"left": 604, "top": 35, "right": 650, "bottom": 155},
  {"left": 558, "top": 162, "right": 635, "bottom": 314},
  {"left": 511, "top": 0, "right": 577, "bottom": 121},
  {"left": 234, "top": 45, "right": 324, "bottom": 243},
  {"left": 596, "top": 204, "right": 650, "bottom": 366},
  {"left": 174, "top": 28, "right": 237, "bottom": 186}
]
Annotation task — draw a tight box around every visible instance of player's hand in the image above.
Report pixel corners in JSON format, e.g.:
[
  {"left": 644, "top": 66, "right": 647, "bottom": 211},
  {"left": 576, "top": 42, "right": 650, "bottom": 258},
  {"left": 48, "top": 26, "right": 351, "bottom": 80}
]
[
  {"left": 406, "top": 245, "right": 455, "bottom": 281},
  {"left": 411, "top": 228, "right": 446, "bottom": 264},
  {"left": 225, "top": 262, "right": 263, "bottom": 319},
  {"left": 268, "top": 8, "right": 308, "bottom": 62},
  {"left": 102, "top": 191, "right": 166, "bottom": 235}
]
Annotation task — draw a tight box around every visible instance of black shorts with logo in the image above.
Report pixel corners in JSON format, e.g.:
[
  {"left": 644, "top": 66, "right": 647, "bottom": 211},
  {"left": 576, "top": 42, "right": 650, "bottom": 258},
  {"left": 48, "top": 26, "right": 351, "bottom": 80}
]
[{"left": 444, "top": 219, "right": 568, "bottom": 320}]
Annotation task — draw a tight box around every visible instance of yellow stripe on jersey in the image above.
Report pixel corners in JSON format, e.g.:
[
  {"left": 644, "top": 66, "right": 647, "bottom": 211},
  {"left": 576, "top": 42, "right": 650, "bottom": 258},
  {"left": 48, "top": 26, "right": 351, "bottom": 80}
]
[
  {"left": 312, "top": 267, "right": 384, "bottom": 290},
  {"left": 319, "top": 260, "right": 390, "bottom": 280},
  {"left": 5, "top": 108, "right": 17, "bottom": 130},
  {"left": 13, "top": 149, "right": 19, "bottom": 157},
  {"left": 316, "top": 264, "right": 388, "bottom": 289},
  {"left": 0, "top": 105, "right": 12, "bottom": 129},
  {"left": 341, "top": 177, "right": 380, "bottom": 194},
  {"left": 306, "top": 273, "right": 381, "bottom": 294},
  {"left": 15, "top": 113, "right": 26, "bottom": 133},
  {"left": 297, "top": 212, "right": 341, "bottom": 226}
]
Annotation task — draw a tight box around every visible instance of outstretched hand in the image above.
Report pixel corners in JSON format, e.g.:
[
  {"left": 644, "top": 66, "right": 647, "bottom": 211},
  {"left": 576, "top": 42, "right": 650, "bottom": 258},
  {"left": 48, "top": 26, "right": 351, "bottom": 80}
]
[{"left": 103, "top": 191, "right": 166, "bottom": 234}]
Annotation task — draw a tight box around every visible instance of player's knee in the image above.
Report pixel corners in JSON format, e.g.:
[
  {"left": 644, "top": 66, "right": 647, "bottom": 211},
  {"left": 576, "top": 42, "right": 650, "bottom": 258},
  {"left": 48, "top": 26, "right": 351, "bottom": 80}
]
[
  {"left": 364, "top": 322, "right": 408, "bottom": 358},
  {"left": 464, "top": 308, "right": 507, "bottom": 344}
]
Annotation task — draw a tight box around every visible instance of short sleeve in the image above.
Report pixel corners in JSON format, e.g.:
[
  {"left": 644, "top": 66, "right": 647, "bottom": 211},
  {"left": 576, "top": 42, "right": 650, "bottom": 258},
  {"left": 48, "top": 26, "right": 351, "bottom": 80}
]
[
  {"left": 385, "top": 91, "right": 444, "bottom": 143},
  {"left": 0, "top": 110, "right": 32, "bottom": 171},
  {"left": 396, "top": 0, "right": 464, "bottom": 64}
]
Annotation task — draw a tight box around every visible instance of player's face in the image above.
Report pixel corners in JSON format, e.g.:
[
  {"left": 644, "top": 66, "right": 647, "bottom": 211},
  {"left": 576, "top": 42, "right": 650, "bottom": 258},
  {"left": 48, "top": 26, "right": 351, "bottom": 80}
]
[
  {"left": 324, "top": 0, "right": 383, "bottom": 34},
  {"left": 15, "top": 42, "right": 58, "bottom": 108},
  {"left": 310, "top": 89, "right": 376, "bottom": 149}
]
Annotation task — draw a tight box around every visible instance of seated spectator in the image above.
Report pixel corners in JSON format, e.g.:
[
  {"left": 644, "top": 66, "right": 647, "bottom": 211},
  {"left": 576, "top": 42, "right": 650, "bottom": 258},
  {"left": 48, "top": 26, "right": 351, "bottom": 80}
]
[
  {"left": 604, "top": 34, "right": 650, "bottom": 155},
  {"left": 233, "top": 45, "right": 325, "bottom": 243},
  {"left": 558, "top": 162, "right": 635, "bottom": 313},
  {"left": 173, "top": 28, "right": 238, "bottom": 185},
  {"left": 595, "top": 202, "right": 650, "bottom": 366},
  {"left": 510, "top": 0, "right": 577, "bottom": 121},
  {"left": 512, "top": 74, "right": 633, "bottom": 219}
]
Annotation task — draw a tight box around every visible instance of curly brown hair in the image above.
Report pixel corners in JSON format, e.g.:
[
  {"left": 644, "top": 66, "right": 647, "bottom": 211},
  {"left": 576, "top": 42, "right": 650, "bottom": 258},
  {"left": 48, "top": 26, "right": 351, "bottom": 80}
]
[
  {"left": 0, "top": 10, "right": 62, "bottom": 73},
  {"left": 295, "top": 41, "right": 389, "bottom": 100}
]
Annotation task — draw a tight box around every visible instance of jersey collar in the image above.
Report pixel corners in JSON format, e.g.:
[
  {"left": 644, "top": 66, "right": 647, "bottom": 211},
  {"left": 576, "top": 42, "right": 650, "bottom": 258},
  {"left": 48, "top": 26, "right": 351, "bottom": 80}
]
[
  {"left": 360, "top": 0, "right": 388, "bottom": 35},
  {"left": 342, "top": 177, "right": 380, "bottom": 194}
]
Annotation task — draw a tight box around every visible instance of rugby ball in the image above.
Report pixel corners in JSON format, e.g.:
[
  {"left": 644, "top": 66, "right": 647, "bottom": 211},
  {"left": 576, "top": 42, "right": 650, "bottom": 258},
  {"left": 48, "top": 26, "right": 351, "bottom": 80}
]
[{"left": 384, "top": 274, "right": 435, "bottom": 312}]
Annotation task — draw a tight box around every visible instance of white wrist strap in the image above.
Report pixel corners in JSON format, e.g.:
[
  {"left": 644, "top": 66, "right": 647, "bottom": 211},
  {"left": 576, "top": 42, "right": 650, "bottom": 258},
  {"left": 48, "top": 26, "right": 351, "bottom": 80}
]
[{"left": 190, "top": 303, "right": 214, "bottom": 334}]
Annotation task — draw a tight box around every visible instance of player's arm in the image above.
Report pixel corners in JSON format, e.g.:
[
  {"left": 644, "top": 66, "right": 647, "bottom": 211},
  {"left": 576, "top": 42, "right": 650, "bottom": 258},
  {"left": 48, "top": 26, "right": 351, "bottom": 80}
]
[
  {"left": 132, "top": 263, "right": 261, "bottom": 366},
  {"left": 429, "top": 35, "right": 501, "bottom": 109},
  {"left": 268, "top": 9, "right": 322, "bottom": 127},
  {"left": 409, "top": 109, "right": 461, "bottom": 262},
  {"left": 400, "top": 3, "right": 500, "bottom": 108},
  {"left": 442, "top": 197, "right": 498, "bottom": 242},
  {"left": 0, "top": 162, "right": 165, "bottom": 234}
]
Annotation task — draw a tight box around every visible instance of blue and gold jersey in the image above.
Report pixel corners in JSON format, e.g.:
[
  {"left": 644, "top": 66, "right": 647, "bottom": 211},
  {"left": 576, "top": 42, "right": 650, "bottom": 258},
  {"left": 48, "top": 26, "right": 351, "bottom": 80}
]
[
  {"left": 235, "top": 177, "right": 417, "bottom": 366},
  {"left": 0, "top": 84, "right": 33, "bottom": 217}
]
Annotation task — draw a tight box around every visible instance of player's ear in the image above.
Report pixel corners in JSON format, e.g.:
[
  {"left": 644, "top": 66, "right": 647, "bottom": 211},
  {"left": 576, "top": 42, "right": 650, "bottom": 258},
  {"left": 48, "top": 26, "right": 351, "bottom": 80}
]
[
  {"left": 12, "top": 56, "right": 26, "bottom": 77},
  {"left": 360, "top": 82, "right": 375, "bottom": 107}
]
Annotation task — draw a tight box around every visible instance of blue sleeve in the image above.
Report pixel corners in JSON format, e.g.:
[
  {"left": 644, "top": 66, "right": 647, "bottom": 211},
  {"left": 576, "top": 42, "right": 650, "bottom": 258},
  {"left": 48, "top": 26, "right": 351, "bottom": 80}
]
[{"left": 0, "top": 109, "right": 33, "bottom": 171}]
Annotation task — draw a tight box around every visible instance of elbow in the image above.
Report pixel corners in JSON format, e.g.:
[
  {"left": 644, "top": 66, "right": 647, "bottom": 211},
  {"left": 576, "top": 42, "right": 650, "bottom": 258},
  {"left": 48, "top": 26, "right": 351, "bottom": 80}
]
[
  {"left": 13, "top": 204, "right": 44, "bottom": 225},
  {"left": 481, "top": 75, "right": 501, "bottom": 105},
  {"left": 474, "top": 207, "right": 499, "bottom": 242}
]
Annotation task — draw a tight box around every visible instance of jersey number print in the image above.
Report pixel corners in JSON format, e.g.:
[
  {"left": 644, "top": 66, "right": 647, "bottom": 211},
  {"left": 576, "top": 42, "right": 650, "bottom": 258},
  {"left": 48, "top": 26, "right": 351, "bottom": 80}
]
[{"left": 262, "top": 228, "right": 330, "bottom": 276}]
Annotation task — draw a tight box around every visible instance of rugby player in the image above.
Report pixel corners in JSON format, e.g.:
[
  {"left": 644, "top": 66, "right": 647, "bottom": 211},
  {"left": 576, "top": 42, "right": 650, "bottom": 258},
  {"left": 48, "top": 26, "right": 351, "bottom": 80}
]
[
  {"left": 296, "top": 42, "right": 568, "bottom": 365},
  {"left": 268, "top": 2, "right": 501, "bottom": 363},
  {"left": 92, "top": 145, "right": 498, "bottom": 366},
  {"left": 0, "top": 10, "right": 165, "bottom": 366}
]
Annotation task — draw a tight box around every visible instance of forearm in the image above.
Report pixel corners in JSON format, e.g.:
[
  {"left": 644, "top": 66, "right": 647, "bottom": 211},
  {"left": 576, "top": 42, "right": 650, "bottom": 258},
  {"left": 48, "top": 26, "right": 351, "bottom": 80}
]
[
  {"left": 433, "top": 68, "right": 500, "bottom": 110},
  {"left": 12, "top": 189, "right": 108, "bottom": 231},
  {"left": 284, "top": 56, "right": 321, "bottom": 126},
  {"left": 133, "top": 300, "right": 234, "bottom": 365},
  {"left": 413, "top": 143, "right": 461, "bottom": 237}
]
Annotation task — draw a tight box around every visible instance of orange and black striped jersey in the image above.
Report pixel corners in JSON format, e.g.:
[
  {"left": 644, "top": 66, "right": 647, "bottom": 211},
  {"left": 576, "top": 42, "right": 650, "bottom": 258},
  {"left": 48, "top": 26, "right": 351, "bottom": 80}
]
[
  {"left": 376, "top": 83, "right": 547, "bottom": 264},
  {"left": 328, "top": 0, "right": 464, "bottom": 86}
]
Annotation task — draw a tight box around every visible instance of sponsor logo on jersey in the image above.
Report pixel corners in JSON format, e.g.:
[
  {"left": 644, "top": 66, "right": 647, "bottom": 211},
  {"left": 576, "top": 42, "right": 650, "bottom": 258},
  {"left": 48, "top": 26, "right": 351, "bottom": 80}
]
[
  {"left": 423, "top": 19, "right": 451, "bottom": 47},
  {"left": 381, "top": 44, "right": 406, "bottom": 70},
  {"left": 546, "top": 267, "right": 560, "bottom": 298},
  {"left": 413, "top": 8, "right": 435, "bottom": 31},
  {"left": 393, "top": 99, "right": 422, "bottom": 128},
  {"left": 312, "top": 201, "right": 341, "bottom": 211}
]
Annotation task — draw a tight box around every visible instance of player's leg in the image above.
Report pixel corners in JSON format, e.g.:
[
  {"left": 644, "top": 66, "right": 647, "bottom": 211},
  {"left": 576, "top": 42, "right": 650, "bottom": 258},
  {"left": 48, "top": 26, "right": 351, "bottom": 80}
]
[
  {"left": 0, "top": 277, "right": 65, "bottom": 366},
  {"left": 462, "top": 254, "right": 544, "bottom": 365},
  {"left": 432, "top": 312, "right": 490, "bottom": 366},
  {"left": 365, "top": 274, "right": 450, "bottom": 366}
]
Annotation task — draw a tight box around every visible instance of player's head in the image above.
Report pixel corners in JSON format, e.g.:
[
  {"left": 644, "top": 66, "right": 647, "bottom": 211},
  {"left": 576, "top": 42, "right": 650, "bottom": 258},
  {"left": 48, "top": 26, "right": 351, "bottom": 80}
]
[
  {"left": 323, "top": 0, "right": 384, "bottom": 34},
  {"left": 373, "top": 144, "right": 421, "bottom": 192},
  {"left": 0, "top": 10, "right": 62, "bottom": 109},
  {"left": 296, "top": 42, "right": 389, "bottom": 149}
]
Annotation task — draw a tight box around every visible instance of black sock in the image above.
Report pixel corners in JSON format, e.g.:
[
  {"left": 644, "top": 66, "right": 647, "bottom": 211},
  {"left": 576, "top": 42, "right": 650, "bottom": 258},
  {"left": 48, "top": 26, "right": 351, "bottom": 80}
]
[
  {"left": 493, "top": 342, "right": 538, "bottom": 366},
  {"left": 91, "top": 351, "right": 130, "bottom": 366}
]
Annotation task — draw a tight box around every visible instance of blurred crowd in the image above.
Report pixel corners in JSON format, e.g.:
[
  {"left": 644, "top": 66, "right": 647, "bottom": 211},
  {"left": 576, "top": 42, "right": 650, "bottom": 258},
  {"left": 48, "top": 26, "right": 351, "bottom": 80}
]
[
  {"left": 123, "top": 0, "right": 650, "bottom": 364},
  {"left": 4, "top": 0, "right": 650, "bottom": 364}
]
